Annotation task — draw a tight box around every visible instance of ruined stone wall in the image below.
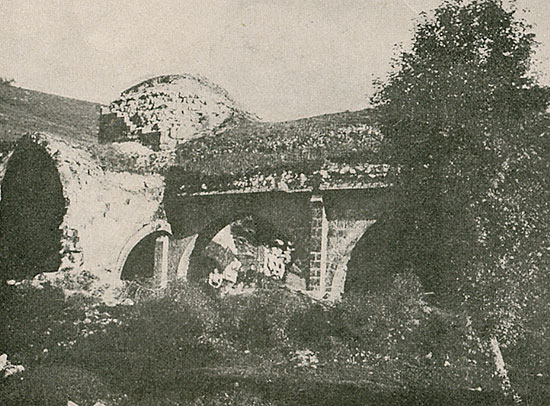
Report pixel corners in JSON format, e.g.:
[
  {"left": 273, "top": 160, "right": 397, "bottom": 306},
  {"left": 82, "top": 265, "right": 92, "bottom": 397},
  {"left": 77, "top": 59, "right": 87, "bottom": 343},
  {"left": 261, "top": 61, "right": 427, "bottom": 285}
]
[
  {"left": 3, "top": 133, "right": 169, "bottom": 300},
  {"left": 98, "top": 109, "right": 134, "bottom": 144},
  {"left": 98, "top": 74, "right": 255, "bottom": 151}
]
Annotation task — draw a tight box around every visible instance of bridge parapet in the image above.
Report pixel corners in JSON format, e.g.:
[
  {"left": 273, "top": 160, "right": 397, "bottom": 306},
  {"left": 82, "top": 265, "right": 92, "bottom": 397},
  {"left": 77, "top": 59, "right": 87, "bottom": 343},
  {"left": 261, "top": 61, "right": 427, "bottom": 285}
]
[{"left": 173, "top": 162, "right": 392, "bottom": 197}]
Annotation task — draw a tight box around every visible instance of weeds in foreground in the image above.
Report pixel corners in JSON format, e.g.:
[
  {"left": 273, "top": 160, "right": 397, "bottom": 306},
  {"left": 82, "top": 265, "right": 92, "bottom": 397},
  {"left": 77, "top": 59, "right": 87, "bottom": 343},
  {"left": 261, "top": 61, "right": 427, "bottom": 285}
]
[{"left": 1, "top": 274, "right": 545, "bottom": 405}]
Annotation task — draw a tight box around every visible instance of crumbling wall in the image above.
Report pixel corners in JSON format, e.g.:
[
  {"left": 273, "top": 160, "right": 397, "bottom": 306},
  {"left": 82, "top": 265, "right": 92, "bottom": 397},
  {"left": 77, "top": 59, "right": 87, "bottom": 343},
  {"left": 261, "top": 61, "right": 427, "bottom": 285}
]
[
  {"left": 98, "top": 74, "right": 255, "bottom": 151},
  {"left": 2, "top": 133, "right": 168, "bottom": 298}
]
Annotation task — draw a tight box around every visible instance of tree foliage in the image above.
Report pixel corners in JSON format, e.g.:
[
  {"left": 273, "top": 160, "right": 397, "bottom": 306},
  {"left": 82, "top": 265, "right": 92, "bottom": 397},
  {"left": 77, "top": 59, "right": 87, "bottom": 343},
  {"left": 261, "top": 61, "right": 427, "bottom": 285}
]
[{"left": 371, "top": 0, "right": 549, "bottom": 344}]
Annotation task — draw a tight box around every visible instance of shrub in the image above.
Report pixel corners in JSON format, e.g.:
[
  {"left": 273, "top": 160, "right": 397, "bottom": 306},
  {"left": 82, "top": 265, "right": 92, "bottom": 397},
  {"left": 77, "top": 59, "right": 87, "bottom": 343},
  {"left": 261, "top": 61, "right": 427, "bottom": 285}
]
[
  {"left": 63, "top": 293, "right": 221, "bottom": 394},
  {"left": 218, "top": 287, "right": 312, "bottom": 351},
  {"left": 286, "top": 302, "right": 333, "bottom": 350},
  {"left": 328, "top": 273, "right": 428, "bottom": 354},
  {"left": 0, "top": 77, "right": 15, "bottom": 86},
  {"left": 0, "top": 365, "right": 114, "bottom": 406},
  {"left": 0, "top": 282, "right": 86, "bottom": 365}
]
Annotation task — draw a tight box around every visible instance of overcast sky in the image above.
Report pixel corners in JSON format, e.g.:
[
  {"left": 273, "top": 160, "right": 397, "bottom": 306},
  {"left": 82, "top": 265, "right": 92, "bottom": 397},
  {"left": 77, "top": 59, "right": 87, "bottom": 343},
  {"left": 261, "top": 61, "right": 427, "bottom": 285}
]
[{"left": 1, "top": 0, "right": 549, "bottom": 121}]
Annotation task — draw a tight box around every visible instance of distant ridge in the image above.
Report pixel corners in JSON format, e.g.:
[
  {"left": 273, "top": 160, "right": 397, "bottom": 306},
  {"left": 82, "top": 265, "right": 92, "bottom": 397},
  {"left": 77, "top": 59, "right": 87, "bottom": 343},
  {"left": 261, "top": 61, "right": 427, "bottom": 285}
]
[{"left": 0, "top": 84, "right": 100, "bottom": 143}]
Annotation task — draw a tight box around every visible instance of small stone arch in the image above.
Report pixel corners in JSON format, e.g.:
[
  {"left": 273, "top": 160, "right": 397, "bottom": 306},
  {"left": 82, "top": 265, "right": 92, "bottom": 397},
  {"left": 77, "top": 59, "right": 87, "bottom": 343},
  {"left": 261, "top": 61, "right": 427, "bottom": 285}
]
[{"left": 114, "top": 220, "right": 172, "bottom": 280}]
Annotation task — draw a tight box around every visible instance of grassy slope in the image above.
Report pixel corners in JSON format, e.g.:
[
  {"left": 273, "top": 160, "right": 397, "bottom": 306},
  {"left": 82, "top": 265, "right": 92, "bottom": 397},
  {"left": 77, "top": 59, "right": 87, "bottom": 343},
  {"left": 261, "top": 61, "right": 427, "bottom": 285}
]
[
  {"left": 174, "top": 109, "right": 382, "bottom": 178},
  {"left": 0, "top": 84, "right": 100, "bottom": 144},
  {"left": 0, "top": 84, "right": 164, "bottom": 174}
]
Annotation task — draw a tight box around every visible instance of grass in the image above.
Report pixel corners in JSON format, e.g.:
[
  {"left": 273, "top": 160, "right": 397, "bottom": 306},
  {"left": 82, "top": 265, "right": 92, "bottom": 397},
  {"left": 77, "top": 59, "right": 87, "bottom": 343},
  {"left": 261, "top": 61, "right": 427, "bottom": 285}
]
[
  {"left": 0, "top": 83, "right": 99, "bottom": 143},
  {"left": 4, "top": 275, "right": 541, "bottom": 405},
  {"left": 172, "top": 109, "right": 384, "bottom": 179}
]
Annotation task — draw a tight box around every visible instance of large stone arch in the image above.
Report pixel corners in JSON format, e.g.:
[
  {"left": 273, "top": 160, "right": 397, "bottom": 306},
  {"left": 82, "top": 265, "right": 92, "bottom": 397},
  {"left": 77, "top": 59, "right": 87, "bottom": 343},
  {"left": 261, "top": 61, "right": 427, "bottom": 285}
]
[
  {"left": 166, "top": 191, "right": 314, "bottom": 285},
  {"left": 0, "top": 132, "right": 168, "bottom": 297}
]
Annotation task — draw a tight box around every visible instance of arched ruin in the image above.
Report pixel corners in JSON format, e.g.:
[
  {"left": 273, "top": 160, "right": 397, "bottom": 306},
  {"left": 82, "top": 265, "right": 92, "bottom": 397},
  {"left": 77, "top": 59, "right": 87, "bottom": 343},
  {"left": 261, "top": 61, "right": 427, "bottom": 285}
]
[
  {"left": 0, "top": 139, "right": 66, "bottom": 279},
  {"left": 0, "top": 74, "right": 393, "bottom": 303}
]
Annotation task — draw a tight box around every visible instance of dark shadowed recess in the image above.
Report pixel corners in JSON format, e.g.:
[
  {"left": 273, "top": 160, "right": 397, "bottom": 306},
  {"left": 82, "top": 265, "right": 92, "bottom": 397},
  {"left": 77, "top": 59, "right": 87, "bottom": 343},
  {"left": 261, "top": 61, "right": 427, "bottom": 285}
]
[
  {"left": 345, "top": 214, "right": 402, "bottom": 294},
  {"left": 346, "top": 211, "right": 445, "bottom": 295},
  {"left": 121, "top": 231, "right": 166, "bottom": 281},
  {"left": 0, "top": 140, "right": 66, "bottom": 280},
  {"left": 187, "top": 214, "right": 297, "bottom": 284}
]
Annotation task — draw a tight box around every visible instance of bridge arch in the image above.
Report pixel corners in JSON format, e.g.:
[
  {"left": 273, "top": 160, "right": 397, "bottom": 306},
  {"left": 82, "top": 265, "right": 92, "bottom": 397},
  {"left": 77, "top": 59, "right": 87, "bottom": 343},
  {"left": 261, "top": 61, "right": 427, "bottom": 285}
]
[
  {"left": 344, "top": 214, "right": 397, "bottom": 294},
  {"left": 115, "top": 220, "right": 172, "bottom": 281},
  {"left": 185, "top": 212, "right": 301, "bottom": 285},
  {"left": 0, "top": 139, "right": 66, "bottom": 280}
]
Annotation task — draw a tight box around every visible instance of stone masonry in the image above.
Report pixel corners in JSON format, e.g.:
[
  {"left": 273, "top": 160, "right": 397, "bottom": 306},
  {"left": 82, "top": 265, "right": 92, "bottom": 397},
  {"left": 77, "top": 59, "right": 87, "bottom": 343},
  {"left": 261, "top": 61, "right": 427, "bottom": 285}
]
[{"left": 0, "top": 73, "right": 393, "bottom": 303}]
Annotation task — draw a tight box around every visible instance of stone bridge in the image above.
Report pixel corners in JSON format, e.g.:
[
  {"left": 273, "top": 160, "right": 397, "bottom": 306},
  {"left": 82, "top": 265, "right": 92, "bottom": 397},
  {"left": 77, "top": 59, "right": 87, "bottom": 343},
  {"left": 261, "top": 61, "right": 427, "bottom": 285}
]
[
  {"left": 0, "top": 74, "right": 393, "bottom": 301},
  {"left": 156, "top": 165, "right": 393, "bottom": 299}
]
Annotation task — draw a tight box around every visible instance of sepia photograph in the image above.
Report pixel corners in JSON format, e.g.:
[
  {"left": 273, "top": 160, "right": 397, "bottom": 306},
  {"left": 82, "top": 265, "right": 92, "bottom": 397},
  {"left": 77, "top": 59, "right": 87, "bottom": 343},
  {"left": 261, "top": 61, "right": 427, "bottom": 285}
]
[{"left": 0, "top": 0, "right": 549, "bottom": 404}]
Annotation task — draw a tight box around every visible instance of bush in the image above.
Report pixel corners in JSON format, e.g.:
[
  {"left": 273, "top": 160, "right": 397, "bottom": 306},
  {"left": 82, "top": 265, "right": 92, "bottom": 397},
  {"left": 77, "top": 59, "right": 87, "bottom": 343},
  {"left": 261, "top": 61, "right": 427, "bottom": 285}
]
[
  {"left": 217, "top": 287, "right": 313, "bottom": 351},
  {"left": 0, "top": 77, "right": 15, "bottom": 86},
  {"left": 63, "top": 293, "right": 221, "bottom": 394},
  {"left": 328, "top": 273, "right": 428, "bottom": 354},
  {"left": 0, "top": 365, "right": 114, "bottom": 406},
  {"left": 0, "top": 282, "right": 86, "bottom": 365},
  {"left": 286, "top": 302, "right": 333, "bottom": 349}
]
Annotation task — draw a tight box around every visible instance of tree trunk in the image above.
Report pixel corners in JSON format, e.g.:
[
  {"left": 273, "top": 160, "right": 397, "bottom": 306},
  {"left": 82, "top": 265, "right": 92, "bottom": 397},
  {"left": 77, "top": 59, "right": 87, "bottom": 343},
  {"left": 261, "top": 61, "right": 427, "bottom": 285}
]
[{"left": 490, "top": 336, "right": 521, "bottom": 403}]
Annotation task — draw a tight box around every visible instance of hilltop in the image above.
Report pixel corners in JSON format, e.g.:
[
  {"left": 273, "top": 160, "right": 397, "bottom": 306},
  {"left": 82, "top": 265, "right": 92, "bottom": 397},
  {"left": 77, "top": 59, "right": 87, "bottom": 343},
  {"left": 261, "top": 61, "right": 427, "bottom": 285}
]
[{"left": 0, "top": 83, "right": 100, "bottom": 145}]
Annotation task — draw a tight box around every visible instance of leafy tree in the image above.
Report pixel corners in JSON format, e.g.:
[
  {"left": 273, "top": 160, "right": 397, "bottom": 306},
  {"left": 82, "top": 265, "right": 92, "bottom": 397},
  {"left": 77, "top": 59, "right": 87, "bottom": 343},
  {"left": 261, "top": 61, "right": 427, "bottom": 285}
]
[{"left": 371, "top": 0, "right": 549, "bottom": 398}]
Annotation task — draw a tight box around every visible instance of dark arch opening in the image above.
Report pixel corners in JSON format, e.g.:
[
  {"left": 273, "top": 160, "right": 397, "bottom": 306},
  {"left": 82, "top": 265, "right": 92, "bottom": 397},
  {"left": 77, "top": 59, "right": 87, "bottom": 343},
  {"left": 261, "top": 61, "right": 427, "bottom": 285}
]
[
  {"left": 0, "top": 140, "right": 66, "bottom": 280},
  {"left": 187, "top": 214, "right": 299, "bottom": 285},
  {"left": 345, "top": 214, "right": 401, "bottom": 294},
  {"left": 121, "top": 231, "right": 167, "bottom": 281}
]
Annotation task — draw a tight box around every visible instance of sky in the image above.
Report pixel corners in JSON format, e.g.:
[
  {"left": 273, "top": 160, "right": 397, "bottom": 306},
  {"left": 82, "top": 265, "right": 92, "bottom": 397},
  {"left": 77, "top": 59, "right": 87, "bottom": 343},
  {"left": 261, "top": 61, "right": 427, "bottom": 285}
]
[{"left": 1, "top": 0, "right": 549, "bottom": 121}]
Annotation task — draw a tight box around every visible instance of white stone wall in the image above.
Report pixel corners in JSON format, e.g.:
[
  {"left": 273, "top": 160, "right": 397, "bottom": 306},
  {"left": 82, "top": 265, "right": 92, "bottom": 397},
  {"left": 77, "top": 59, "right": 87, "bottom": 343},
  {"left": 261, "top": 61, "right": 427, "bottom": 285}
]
[
  {"left": 22, "top": 133, "right": 168, "bottom": 297},
  {"left": 101, "top": 74, "right": 255, "bottom": 149}
]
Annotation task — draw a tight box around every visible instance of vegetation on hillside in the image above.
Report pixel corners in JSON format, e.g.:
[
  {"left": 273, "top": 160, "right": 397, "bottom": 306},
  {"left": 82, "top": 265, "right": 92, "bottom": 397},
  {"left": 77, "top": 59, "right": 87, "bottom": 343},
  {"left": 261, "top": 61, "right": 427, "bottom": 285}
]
[
  {"left": 0, "top": 83, "right": 99, "bottom": 142},
  {"left": 0, "top": 77, "right": 15, "bottom": 86},
  {"left": 172, "top": 109, "right": 383, "bottom": 179}
]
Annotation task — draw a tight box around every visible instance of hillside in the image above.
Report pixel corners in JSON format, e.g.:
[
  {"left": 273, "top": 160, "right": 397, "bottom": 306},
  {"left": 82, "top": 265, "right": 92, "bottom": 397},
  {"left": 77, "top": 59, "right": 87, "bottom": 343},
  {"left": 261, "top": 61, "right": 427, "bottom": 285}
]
[
  {"left": 173, "top": 108, "right": 383, "bottom": 178},
  {"left": 0, "top": 83, "right": 100, "bottom": 144},
  {"left": 0, "top": 84, "right": 170, "bottom": 174}
]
